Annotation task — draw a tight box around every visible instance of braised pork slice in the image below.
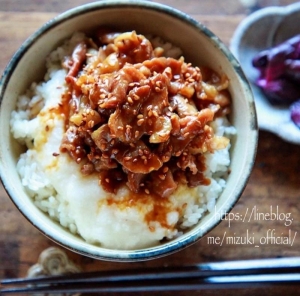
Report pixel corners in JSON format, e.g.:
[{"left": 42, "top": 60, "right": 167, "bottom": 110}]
[{"left": 60, "top": 30, "right": 232, "bottom": 197}]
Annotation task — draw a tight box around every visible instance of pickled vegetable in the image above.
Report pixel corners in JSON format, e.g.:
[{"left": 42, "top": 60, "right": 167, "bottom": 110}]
[{"left": 252, "top": 35, "right": 300, "bottom": 129}]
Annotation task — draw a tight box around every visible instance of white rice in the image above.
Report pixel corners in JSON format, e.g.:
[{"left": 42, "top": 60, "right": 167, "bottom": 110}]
[{"left": 10, "top": 33, "right": 236, "bottom": 250}]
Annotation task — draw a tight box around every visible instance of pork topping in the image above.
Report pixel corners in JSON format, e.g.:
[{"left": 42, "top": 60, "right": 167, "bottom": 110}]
[{"left": 60, "top": 30, "right": 231, "bottom": 197}]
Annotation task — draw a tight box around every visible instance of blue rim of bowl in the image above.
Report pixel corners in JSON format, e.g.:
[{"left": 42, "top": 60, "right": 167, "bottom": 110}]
[{"left": 0, "top": 0, "right": 258, "bottom": 261}]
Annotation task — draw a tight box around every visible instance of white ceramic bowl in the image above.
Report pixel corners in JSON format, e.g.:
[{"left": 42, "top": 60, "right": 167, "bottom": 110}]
[
  {"left": 231, "top": 2, "right": 300, "bottom": 144},
  {"left": 0, "top": 1, "right": 258, "bottom": 261}
]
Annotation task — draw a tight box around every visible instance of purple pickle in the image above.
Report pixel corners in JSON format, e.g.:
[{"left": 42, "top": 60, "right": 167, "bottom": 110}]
[
  {"left": 290, "top": 100, "right": 300, "bottom": 129},
  {"left": 252, "top": 34, "right": 300, "bottom": 105}
]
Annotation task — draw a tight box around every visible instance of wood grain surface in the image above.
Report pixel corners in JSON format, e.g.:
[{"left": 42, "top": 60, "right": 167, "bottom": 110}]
[{"left": 0, "top": 1, "right": 300, "bottom": 295}]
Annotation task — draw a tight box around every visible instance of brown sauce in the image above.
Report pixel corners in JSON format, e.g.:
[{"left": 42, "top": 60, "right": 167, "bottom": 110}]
[{"left": 102, "top": 189, "right": 175, "bottom": 231}]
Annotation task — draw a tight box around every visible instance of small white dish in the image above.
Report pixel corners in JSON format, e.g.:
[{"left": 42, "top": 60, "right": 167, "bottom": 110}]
[{"left": 230, "top": 2, "right": 300, "bottom": 144}]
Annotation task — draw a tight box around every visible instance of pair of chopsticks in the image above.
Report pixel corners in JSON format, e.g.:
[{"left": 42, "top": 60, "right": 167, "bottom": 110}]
[{"left": 1, "top": 257, "right": 300, "bottom": 294}]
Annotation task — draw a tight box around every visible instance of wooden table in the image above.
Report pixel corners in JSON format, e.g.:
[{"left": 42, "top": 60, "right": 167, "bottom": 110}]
[{"left": 1, "top": 1, "right": 300, "bottom": 295}]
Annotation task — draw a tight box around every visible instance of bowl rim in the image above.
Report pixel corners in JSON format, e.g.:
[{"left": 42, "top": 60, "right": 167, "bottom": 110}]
[{"left": 0, "top": 0, "right": 258, "bottom": 261}]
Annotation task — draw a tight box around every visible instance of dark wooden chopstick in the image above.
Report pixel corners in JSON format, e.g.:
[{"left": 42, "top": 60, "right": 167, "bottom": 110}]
[
  {"left": 1, "top": 257, "right": 300, "bottom": 294},
  {"left": 1, "top": 273, "right": 300, "bottom": 294},
  {"left": 3, "top": 256, "right": 300, "bottom": 285}
]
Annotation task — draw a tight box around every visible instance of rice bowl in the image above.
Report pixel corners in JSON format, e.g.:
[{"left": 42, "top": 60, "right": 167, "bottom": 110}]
[{"left": 0, "top": 1, "right": 257, "bottom": 260}]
